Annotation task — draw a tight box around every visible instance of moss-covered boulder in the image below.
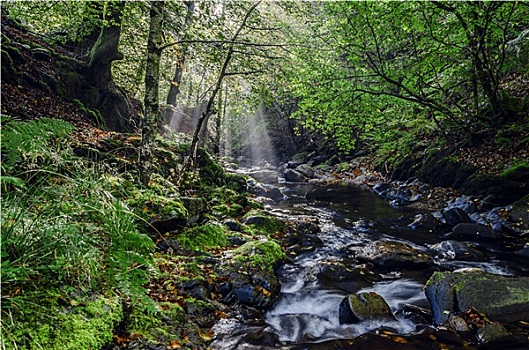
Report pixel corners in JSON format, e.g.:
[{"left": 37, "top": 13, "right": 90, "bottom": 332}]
[
  {"left": 424, "top": 269, "right": 529, "bottom": 325},
  {"left": 242, "top": 211, "right": 286, "bottom": 234},
  {"left": 177, "top": 223, "right": 229, "bottom": 252},
  {"left": 233, "top": 240, "right": 286, "bottom": 272},
  {"left": 338, "top": 292, "right": 396, "bottom": 324},
  {"left": 127, "top": 190, "right": 188, "bottom": 234}
]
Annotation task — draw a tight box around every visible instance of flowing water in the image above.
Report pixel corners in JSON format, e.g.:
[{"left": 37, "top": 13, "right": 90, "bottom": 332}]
[{"left": 211, "top": 181, "right": 527, "bottom": 349}]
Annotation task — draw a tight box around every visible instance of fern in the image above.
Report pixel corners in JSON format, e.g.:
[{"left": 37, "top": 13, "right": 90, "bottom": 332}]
[
  {"left": 0, "top": 175, "right": 26, "bottom": 189},
  {"left": 1, "top": 117, "right": 76, "bottom": 171}
]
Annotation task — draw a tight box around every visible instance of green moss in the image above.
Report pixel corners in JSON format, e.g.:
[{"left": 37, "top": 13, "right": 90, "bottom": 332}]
[
  {"left": 501, "top": 160, "right": 529, "bottom": 177},
  {"left": 493, "top": 286, "right": 529, "bottom": 308},
  {"left": 247, "top": 198, "right": 265, "bottom": 210},
  {"left": 177, "top": 223, "right": 228, "bottom": 251},
  {"left": 127, "top": 190, "right": 188, "bottom": 222},
  {"left": 225, "top": 173, "right": 248, "bottom": 193},
  {"left": 424, "top": 271, "right": 450, "bottom": 289},
  {"left": 127, "top": 302, "right": 185, "bottom": 343},
  {"left": 233, "top": 240, "right": 285, "bottom": 272},
  {"left": 336, "top": 162, "right": 351, "bottom": 172},
  {"left": 3, "top": 294, "right": 122, "bottom": 350},
  {"left": 212, "top": 203, "right": 244, "bottom": 219},
  {"left": 242, "top": 210, "right": 285, "bottom": 234}
]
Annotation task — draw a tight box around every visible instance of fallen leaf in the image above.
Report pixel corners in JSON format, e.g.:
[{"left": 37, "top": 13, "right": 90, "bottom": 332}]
[
  {"left": 199, "top": 329, "right": 214, "bottom": 341},
  {"left": 169, "top": 339, "right": 181, "bottom": 348}
]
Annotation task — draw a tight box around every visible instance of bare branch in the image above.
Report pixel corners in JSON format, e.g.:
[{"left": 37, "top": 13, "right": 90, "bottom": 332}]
[
  {"left": 224, "top": 70, "right": 264, "bottom": 76},
  {"left": 160, "top": 39, "right": 291, "bottom": 51}
]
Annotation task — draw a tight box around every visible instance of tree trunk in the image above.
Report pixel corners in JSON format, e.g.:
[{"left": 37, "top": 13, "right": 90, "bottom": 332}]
[
  {"left": 164, "top": 1, "right": 195, "bottom": 128},
  {"left": 87, "top": 1, "right": 125, "bottom": 90},
  {"left": 140, "top": 0, "right": 165, "bottom": 186}
]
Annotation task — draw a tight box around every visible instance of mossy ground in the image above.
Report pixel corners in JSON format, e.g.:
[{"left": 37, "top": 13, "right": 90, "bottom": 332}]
[{"left": 2, "top": 293, "right": 122, "bottom": 350}]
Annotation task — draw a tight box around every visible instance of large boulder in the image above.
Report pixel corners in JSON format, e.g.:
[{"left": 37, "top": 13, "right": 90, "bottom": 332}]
[
  {"left": 424, "top": 269, "right": 529, "bottom": 325},
  {"left": 353, "top": 239, "right": 434, "bottom": 269},
  {"left": 295, "top": 164, "right": 315, "bottom": 178},
  {"left": 338, "top": 292, "right": 395, "bottom": 324},
  {"left": 247, "top": 169, "right": 278, "bottom": 184},
  {"left": 448, "top": 223, "right": 498, "bottom": 240},
  {"left": 248, "top": 183, "right": 284, "bottom": 202},
  {"left": 284, "top": 169, "right": 307, "bottom": 182}
]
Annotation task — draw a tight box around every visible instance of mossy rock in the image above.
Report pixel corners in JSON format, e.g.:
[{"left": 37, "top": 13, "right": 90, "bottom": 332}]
[
  {"left": 225, "top": 172, "right": 248, "bottom": 193},
  {"left": 212, "top": 202, "right": 244, "bottom": 219},
  {"left": 241, "top": 210, "right": 286, "bottom": 234},
  {"left": 177, "top": 223, "right": 228, "bottom": 251},
  {"left": 126, "top": 302, "right": 187, "bottom": 345},
  {"left": 2, "top": 294, "right": 122, "bottom": 350},
  {"left": 127, "top": 190, "right": 188, "bottom": 222},
  {"left": 338, "top": 292, "right": 395, "bottom": 324},
  {"left": 501, "top": 160, "right": 529, "bottom": 181},
  {"left": 425, "top": 270, "right": 529, "bottom": 325},
  {"left": 233, "top": 239, "right": 285, "bottom": 272}
]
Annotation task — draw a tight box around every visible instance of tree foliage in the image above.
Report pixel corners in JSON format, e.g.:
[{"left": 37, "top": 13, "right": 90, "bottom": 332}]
[{"left": 282, "top": 1, "right": 529, "bottom": 153}]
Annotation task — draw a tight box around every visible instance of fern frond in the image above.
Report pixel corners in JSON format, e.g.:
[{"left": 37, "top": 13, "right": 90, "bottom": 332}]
[{"left": 0, "top": 117, "right": 76, "bottom": 171}]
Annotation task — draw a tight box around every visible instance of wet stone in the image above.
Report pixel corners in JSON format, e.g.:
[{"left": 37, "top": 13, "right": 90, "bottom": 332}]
[
  {"left": 317, "top": 263, "right": 380, "bottom": 293},
  {"left": 295, "top": 164, "right": 315, "bottom": 178},
  {"left": 284, "top": 169, "right": 307, "bottom": 182},
  {"left": 248, "top": 183, "right": 284, "bottom": 201},
  {"left": 223, "top": 218, "right": 243, "bottom": 232},
  {"left": 448, "top": 315, "right": 471, "bottom": 332},
  {"left": 449, "top": 223, "right": 498, "bottom": 239},
  {"left": 425, "top": 270, "right": 529, "bottom": 325},
  {"left": 247, "top": 169, "right": 278, "bottom": 184},
  {"left": 338, "top": 292, "right": 395, "bottom": 324},
  {"left": 353, "top": 239, "right": 434, "bottom": 269},
  {"left": 443, "top": 207, "right": 472, "bottom": 226},
  {"left": 429, "top": 240, "right": 485, "bottom": 261},
  {"left": 408, "top": 213, "right": 441, "bottom": 230},
  {"left": 476, "top": 322, "right": 510, "bottom": 343}
]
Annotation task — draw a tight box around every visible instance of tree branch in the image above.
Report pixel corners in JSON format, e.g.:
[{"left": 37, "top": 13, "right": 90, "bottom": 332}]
[
  {"left": 224, "top": 70, "right": 264, "bottom": 76},
  {"left": 160, "top": 38, "right": 291, "bottom": 51}
]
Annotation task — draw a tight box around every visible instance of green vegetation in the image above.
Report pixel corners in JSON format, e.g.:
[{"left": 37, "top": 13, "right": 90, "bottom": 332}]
[
  {"left": 234, "top": 240, "right": 285, "bottom": 272},
  {"left": 127, "top": 302, "right": 185, "bottom": 343},
  {"left": 501, "top": 160, "right": 529, "bottom": 178},
  {"left": 2, "top": 1, "right": 529, "bottom": 347},
  {"left": 242, "top": 210, "right": 286, "bottom": 234},
  {"left": 3, "top": 294, "right": 122, "bottom": 350},
  {"left": 1, "top": 119, "right": 157, "bottom": 348},
  {"left": 177, "top": 223, "right": 229, "bottom": 252},
  {"left": 282, "top": 1, "right": 529, "bottom": 161}
]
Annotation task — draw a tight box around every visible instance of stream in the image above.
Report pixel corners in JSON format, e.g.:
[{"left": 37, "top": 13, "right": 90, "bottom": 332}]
[{"left": 211, "top": 181, "right": 528, "bottom": 349}]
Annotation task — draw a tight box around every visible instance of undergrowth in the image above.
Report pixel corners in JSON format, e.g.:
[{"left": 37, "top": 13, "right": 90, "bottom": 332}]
[{"left": 0, "top": 117, "right": 156, "bottom": 349}]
